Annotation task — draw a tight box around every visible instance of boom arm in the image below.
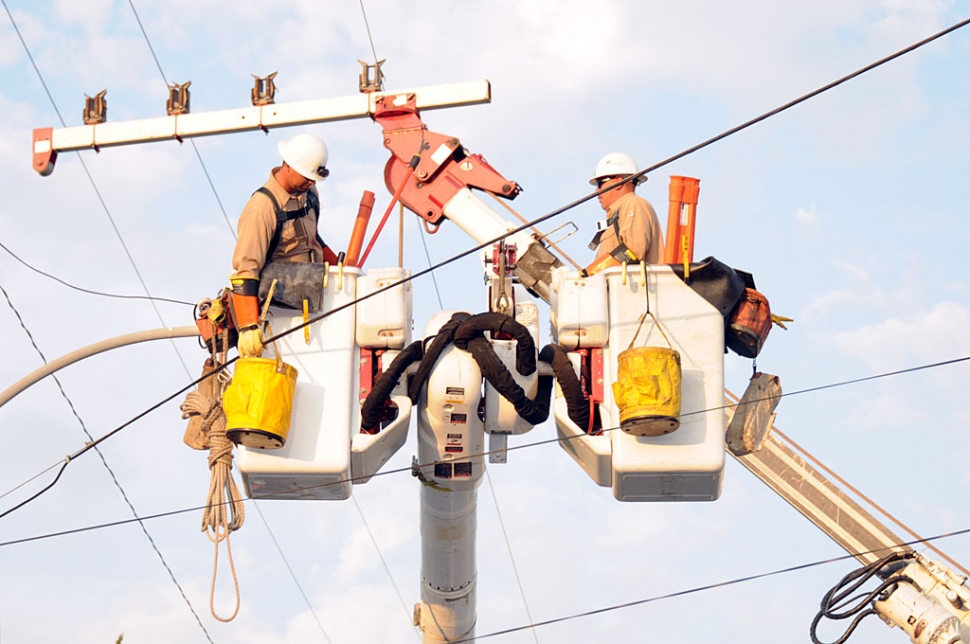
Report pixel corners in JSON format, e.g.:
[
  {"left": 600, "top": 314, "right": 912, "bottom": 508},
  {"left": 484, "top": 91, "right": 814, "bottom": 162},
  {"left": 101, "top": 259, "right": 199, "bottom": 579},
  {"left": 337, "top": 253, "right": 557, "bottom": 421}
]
[
  {"left": 724, "top": 386, "right": 970, "bottom": 643},
  {"left": 373, "top": 94, "right": 563, "bottom": 301}
]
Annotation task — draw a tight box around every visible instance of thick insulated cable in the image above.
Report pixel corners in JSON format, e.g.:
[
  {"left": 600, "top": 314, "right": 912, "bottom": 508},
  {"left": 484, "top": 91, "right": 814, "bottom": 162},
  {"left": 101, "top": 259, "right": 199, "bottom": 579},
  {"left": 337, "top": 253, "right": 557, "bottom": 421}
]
[
  {"left": 0, "top": 325, "right": 201, "bottom": 409},
  {"left": 538, "top": 344, "right": 590, "bottom": 431},
  {"left": 452, "top": 312, "right": 537, "bottom": 376},
  {"left": 360, "top": 340, "right": 424, "bottom": 432}
]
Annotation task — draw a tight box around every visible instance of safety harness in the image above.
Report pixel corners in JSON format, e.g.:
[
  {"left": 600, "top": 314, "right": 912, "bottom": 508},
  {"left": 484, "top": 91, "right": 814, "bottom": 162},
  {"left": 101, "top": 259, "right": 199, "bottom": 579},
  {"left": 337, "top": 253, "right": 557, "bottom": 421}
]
[
  {"left": 254, "top": 187, "right": 335, "bottom": 264},
  {"left": 588, "top": 210, "right": 640, "bottom": 263}
]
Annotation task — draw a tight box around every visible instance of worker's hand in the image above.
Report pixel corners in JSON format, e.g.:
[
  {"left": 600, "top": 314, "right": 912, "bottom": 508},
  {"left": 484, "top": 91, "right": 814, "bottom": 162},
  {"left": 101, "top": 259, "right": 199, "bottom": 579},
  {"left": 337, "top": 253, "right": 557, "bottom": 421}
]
[{"left": 237, "top": 326, "right": 265, "bottom": 358}]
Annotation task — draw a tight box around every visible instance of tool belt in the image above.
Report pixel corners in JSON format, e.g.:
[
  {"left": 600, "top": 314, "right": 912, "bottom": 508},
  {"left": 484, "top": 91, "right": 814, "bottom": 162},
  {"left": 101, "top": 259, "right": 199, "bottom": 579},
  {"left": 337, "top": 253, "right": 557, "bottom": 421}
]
[{"left": 257, "top": 261, "right": 329, "bottom": 312}]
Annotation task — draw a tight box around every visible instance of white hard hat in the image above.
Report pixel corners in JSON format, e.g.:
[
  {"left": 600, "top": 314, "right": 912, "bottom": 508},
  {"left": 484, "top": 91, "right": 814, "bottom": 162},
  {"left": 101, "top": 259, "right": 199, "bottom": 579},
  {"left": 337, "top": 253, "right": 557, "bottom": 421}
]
[
  {"left": 278, "top": 133, "right": 330, "bottom": 181},
  {"left": 589, "top": 152, "right": 646, "bottom": 186}
]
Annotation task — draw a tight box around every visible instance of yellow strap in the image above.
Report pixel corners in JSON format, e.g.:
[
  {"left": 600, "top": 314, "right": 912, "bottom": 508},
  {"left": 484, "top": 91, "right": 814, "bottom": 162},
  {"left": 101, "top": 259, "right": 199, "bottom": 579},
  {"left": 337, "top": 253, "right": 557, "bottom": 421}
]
[
  {"left": 681, "top": 234, "right": 690, "bottom": 280},
  {"left": 303, "top": 299, "right": 310, "bottom": 344},
  {"left": 322, "top": 262, "right": 330, "bottom": 289}
]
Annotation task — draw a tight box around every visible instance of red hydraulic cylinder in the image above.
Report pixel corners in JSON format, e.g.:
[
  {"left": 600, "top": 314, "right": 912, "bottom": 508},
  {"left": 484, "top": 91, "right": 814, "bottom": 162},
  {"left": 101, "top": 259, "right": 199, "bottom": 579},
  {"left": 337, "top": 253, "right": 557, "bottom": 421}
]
[{"left": 664, "top": 176, "right": 701, "bottom": 265}]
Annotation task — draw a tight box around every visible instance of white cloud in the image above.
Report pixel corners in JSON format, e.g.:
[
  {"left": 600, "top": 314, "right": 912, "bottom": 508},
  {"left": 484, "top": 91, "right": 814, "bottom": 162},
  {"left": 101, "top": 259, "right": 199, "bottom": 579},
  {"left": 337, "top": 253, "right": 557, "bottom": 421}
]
[
  {"left": 796, "top": 205, "right": 820, "bottom": 225},
  {"left": 833, "top": 300, "right": 970, "bottom": 371}
]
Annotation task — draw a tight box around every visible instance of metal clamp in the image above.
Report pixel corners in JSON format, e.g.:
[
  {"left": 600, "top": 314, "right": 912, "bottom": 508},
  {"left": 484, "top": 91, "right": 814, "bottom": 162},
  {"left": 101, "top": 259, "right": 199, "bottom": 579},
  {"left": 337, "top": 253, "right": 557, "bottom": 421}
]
[
  {"left": 251, "top": 72, "right": 277, "bottom": 106},
  {"left": 358, "top": 59, "right": 385, "bottom": 93},
  {"left": 166, "top": 81, "right": 191, "bottom": 116},
  {"left": 83, "top": 90, "right": 107, "bottom": 125}
]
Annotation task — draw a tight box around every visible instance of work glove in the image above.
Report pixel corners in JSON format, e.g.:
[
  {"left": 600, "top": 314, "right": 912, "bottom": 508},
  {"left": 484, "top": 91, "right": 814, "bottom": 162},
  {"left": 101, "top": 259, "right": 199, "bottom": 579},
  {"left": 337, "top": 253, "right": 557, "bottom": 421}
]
[
  {"left": 237, "top": 326, "right": 265, "bottom": 358},
  {"left": 230, "top": 275, "right": 264, "bottom": 357}
]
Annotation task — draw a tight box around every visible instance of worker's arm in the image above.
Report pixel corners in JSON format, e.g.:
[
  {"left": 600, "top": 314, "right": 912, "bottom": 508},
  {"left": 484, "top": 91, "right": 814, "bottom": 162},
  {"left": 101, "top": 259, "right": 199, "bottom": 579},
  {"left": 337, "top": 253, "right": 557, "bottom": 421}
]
[{"left": 231, "top": 197, "right": 276, "bottom": 279}]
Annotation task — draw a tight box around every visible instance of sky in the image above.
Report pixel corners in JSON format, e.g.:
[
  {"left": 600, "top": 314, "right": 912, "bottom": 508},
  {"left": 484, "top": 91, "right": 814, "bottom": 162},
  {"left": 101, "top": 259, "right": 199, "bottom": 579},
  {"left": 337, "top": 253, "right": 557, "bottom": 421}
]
[{"left": 1, "top": 1, "right": 969, "bottom": 642}]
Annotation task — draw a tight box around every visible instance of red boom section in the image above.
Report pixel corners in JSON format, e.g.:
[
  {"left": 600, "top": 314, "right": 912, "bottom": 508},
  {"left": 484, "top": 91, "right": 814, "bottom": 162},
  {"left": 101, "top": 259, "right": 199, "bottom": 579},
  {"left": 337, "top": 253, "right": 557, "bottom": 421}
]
[{"left": 373, "top": 93, "right": 520, "bottom": 225}]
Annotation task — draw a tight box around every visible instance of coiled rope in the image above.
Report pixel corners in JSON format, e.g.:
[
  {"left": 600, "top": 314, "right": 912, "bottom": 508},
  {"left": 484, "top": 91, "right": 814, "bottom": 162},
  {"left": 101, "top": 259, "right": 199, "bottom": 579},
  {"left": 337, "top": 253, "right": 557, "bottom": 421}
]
[{"left": 180, "top": 369, "right": 245, "bottom": 622}]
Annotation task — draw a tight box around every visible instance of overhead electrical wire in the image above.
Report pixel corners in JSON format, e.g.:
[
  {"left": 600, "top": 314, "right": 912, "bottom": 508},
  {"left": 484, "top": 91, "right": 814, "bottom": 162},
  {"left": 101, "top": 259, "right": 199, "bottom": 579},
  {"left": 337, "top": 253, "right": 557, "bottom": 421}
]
[
  {"left": 4, "top": 351, "right": 968, "bottom": 544},
  {"left": 484, "top": 472, "right": 541, "bottom": 644},
  {"left": 252, "top": 501, "right": 333, "bottom": 643},
  {"left": 452, "top": 528, "right": 970, "bottom": 644},
  {"left": 126, "top": 0, "right": 236, "bottom": 240},
  {"left": 352, "top": 496, "right": 420, "bottom": 641},
  {"left": 0, "top": 240, "right": 193, "bottom": 306},
  {"left": 123, "top": 1, "right": 341, "bottom": 634},
  {"left": 0, "top": 278, "right": 214, "bottom": 644},
  {"left": 358, "top": 0, "right": 382, "bottom": 84},
  {"left": 3, "top": 12, "right": 969, "bottom": 636},
  {"left": 2, "top": 0, "right": 192, "bottom": 377}
]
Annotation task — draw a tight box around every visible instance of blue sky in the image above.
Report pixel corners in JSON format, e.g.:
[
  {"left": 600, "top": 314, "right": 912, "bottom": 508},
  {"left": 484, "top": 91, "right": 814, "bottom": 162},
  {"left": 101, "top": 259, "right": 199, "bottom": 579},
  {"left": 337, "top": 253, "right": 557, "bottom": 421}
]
[{"left": 1, "top": 1, "right": 969, "bottom": 642}]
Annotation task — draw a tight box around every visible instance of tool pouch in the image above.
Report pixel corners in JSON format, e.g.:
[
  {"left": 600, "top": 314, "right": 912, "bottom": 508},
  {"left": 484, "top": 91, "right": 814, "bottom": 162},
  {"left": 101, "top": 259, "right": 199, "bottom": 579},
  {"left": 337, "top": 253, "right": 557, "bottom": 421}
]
[
  {"left": 181, "top": 359, "right": 223, "bottom": 450},
  {"left": 726, "top": 288, "right": 772, "bottom": 358}
]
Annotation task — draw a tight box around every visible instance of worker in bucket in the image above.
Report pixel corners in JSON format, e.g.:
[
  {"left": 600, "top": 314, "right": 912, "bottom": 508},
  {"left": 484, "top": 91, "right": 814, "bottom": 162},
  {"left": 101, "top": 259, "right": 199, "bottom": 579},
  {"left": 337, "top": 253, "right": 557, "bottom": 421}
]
[
  {"left": 585, "top": 152, "right": 665, "bottom": 274},
  {"left": 229, "top": 132, "right": 338, "bottom": 357}
]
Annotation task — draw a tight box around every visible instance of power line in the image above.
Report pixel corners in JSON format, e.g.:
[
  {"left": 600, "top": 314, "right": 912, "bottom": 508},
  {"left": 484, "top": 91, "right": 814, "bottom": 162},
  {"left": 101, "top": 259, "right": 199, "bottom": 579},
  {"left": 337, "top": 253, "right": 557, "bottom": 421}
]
[
  {"left": 0, "top": 240, "right": 193, "bottom": 306},
  {"left": 619, "top": 16, "right": 970, "bottom": 189},
  {"left": 352, "top": 496, "right": 420, "bottom": 641},
  {"left": 252, "top": 500, "right": 332, "bottom": 643},
  {"left": 358, "top": 0, "right": 381, "bottom": 70},
  {"left": 3, "top": 0, "right": 192, "bottom": 377},
  {"left": 0, "top": 278, "right": 214, "bottom": 643},
  {"left": 451, "top": 527, "right": 970, "bottom": 643},
  {"left": 4, "top": 351, "right": 968, "bottom": 545},
  {"left": 126, "top": 0, "right": 236, "bottom": 240},
  {"left": 5, "top": 9, "right": 970, "bottom": 552},
  {"left": 417, "top": 219, "right": 444, "bottom": 309},
  {"left": 484, "top": 471, "right": 540, "bottom": 644}
]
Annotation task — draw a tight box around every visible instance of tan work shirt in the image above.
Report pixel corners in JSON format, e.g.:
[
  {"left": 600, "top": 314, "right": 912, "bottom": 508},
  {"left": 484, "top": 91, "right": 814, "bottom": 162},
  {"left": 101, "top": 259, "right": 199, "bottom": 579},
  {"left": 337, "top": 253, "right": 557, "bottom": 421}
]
[
  {"left": 231, "top": 167, "right": 326, "bottom": 279},
  {"left": 594, "top": 192, "right": 664, "bottom": 264}
]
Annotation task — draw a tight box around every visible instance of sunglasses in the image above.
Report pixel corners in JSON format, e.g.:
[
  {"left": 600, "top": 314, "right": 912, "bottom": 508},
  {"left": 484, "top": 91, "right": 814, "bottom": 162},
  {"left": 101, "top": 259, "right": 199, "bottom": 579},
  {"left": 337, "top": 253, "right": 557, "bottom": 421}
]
[
  {"left": 596, "top": 176, "right": 617, "bottom": 189},
  {"left": 316, "top": 166, "right": 330, "bottom": 180}
]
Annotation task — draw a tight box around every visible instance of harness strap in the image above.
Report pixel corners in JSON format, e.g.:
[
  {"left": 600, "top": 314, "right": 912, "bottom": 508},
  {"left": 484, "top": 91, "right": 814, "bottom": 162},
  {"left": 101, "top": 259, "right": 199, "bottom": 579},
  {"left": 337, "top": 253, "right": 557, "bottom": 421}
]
[{"left": 254, "top": 187, "right": 329, "bottom": 265}]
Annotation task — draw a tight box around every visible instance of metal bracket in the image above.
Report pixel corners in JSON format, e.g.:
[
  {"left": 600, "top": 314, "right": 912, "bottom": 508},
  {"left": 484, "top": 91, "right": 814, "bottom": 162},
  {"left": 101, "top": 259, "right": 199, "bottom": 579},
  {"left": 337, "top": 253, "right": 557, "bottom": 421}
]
[
  {"left": 251, "top": 72, "right": 277, "bottom": 106},
  {"left": 539, "top": 221, "right": 579, "bottom": 248},
  {"left": 358, "top": 59, "right": 385, "bottom": 93},
  {"left": 488, "top": 433, "right": 508, "bottom": 464},
  {"left": 166, "top": 81, "right": 191, "bottom": 116},
  {"left": 83, "top": 90, "right": 107, "bottom": 125}
]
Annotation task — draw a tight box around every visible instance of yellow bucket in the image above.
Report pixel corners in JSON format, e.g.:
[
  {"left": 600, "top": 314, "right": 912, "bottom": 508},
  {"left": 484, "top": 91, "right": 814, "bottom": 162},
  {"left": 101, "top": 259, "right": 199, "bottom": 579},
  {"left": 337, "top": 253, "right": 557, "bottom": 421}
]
[
  {"left": 224, "top": 357, "right": 299, "bottom": 449},
  {"left": 612, "top": 346, "right": 682, "bottom": 436}
]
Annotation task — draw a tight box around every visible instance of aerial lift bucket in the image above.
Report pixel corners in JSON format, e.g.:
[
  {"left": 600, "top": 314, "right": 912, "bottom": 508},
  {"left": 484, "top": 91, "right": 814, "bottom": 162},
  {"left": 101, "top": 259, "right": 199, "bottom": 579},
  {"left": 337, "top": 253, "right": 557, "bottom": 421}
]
[
  {"left": 224, "top": 355, "right": 298, "bottom": 449},
  {"left": 612, "top": 346, "right": 682, "bottom": 436}
]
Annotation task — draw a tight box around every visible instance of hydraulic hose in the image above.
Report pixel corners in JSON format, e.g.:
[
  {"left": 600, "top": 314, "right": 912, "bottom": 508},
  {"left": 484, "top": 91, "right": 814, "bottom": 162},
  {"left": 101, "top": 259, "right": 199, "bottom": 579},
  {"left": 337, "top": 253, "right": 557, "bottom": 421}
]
[
  {"left": 408, "top": 312, "right": 471, "bottom": 403},
  {"left": 360, "top": 340, "right": 424, "bottom": 432},
  {"left": 539, "top": 343, "right": 590, "bottom": 431},
  {"left": 451, "top": 312, "right": 536, "bottom": 376},
  {"left": 462, "top": 335, "right": 552, "bottom": 426}
]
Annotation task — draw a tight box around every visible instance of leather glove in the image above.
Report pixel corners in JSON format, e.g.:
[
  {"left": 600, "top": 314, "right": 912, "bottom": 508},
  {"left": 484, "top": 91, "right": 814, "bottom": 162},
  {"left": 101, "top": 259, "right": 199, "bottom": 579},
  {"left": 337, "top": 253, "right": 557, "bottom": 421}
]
[{"left": 237, "top": 326, "right": 265, "bottom": 358}]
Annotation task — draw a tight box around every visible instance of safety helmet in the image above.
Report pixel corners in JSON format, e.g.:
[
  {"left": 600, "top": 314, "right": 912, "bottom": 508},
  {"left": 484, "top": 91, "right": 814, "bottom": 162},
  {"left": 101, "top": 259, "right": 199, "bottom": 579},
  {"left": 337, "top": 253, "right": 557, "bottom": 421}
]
[
  {"left": 278, "top": 133, "right": 330, "bottom": 182},
  {"left": 589, "top": 152, "right": 646, "bottom": 186}
]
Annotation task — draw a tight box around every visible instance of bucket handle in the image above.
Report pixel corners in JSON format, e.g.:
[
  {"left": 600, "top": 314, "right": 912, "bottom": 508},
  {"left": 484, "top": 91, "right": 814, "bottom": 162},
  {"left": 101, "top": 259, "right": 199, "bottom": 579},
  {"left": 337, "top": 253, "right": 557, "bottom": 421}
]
[
  {"left": 627, "top": 270, "right": 674, "bottom": 352},
  {"left": 258, "top": 279, "right": 286, "bottom": 374}
]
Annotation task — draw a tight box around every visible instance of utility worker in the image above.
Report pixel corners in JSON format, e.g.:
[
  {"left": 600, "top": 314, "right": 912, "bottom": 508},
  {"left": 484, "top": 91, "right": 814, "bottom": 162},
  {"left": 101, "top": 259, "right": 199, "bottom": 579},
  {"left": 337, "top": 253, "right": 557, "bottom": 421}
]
[
  {"left": 585, "top": 152, "right": 664, "bottom": 275},
  {"left": 229, "top": 132, "right": 338, "bottom": 357}
]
